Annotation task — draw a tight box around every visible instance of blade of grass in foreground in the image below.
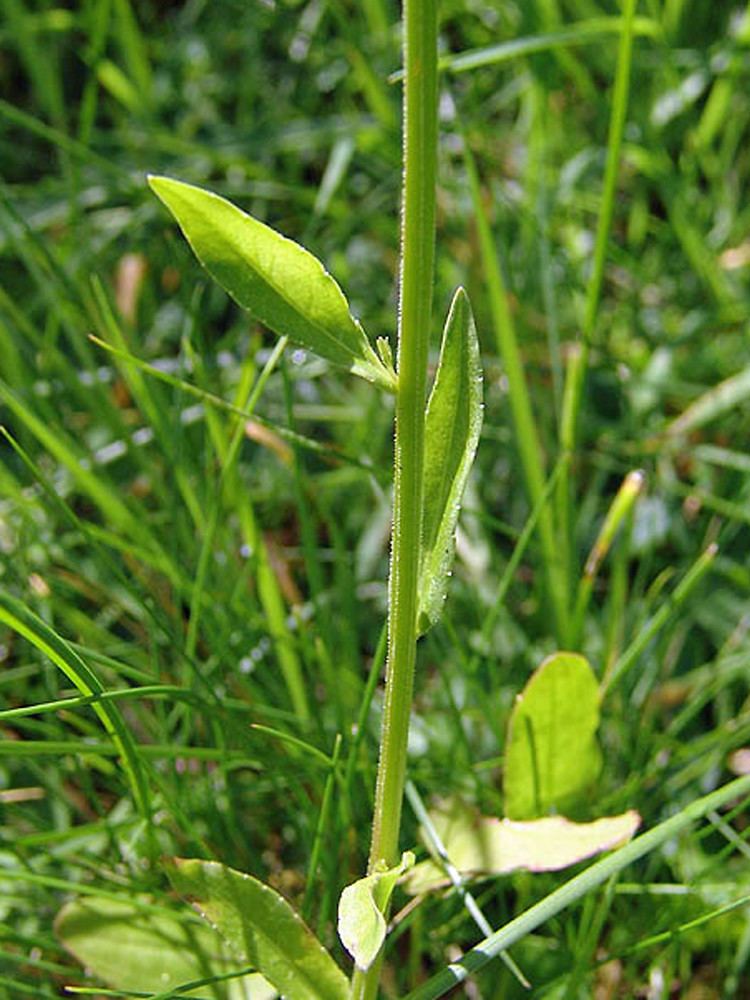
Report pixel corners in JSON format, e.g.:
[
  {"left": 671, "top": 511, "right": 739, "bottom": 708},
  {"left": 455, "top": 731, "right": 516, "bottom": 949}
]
[{"left": 403, "top": 774, "right": 750, "bottom": 1000}]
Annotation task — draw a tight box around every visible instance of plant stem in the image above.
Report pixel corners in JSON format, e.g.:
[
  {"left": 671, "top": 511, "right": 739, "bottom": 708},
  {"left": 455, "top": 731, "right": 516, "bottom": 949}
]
[{"left": 351, "top": 0, "right": 438, "bottom": 996}]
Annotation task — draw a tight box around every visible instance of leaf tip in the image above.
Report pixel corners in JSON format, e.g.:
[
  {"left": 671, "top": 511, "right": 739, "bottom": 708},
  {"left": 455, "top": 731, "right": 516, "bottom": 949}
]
[{"left": 146, "top": 173, "right": 168, "bottom": 194}]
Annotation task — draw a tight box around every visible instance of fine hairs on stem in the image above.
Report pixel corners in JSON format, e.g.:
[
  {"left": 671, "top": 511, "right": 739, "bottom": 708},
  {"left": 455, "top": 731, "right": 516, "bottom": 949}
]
[{"left": 350, "top": 1, "right": 439, "bottom": 997}]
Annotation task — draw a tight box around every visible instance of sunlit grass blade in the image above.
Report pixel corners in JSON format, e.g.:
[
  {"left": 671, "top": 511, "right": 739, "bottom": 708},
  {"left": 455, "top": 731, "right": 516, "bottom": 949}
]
[
  {"left": 405, "top": 781, "right": 530, "bottom": 988},
  {"left": 88, "top": 335, "right": 377, "bottom": 473},
  {"left": 665, "top": 362, "right": 750, "bottom": 439},
  {"left": 571, "top": 469, "right": 645, "bottom": 647}
]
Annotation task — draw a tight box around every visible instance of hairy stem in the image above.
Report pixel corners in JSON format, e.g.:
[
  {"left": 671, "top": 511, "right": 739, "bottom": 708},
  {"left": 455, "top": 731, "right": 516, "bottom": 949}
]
[{"left": 351, "top": 0, "right": 438, "bottom": 996}]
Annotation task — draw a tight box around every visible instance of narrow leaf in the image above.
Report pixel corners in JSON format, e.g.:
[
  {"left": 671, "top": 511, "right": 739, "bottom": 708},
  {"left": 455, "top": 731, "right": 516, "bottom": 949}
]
[
  {"left": 0, "top": 591, "right": 151, "bottom": 825},
  {"left": 666, "top": 363, "right": 750, "bottom": 438},
  {"left": 337, "top": 851, "right": 414, "bottom": 972},
  {"left": 55, "top": 897, "right": 276, "bottom": 999},
  {"left": 503, "top": 652, "right": 602, "bottom": 819},
  {"left": 168, "top": 858, "right": 349, "bottom": 1000},
  {"left": 418, "top": 287, "right": 483, "bottom": 633},
  {"left": 148, "top": 176, "right": 395, "bottom": 392},
  {"left": 404, "top": 799, "right": 640, "bottom": 893}
]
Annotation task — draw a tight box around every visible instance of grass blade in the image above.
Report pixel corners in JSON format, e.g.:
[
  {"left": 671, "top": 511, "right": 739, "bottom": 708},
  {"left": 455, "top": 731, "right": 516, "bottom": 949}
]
[{"left": 402, "top": 775, "right": 750, "bottom": 1000}]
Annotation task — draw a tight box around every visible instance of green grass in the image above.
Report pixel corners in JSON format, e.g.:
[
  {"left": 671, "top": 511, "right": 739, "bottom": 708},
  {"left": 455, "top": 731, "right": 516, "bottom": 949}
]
[{"left": 2, "top": 0, "right": 750, "bottom": 997}]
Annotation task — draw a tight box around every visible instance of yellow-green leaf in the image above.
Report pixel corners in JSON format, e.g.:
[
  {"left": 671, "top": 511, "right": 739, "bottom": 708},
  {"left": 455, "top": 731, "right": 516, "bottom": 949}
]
[
  {"left": 168, "top": 858, "right": 349, "bottom": 1000},
  {"left": 55, "top": 896, "right": 276, "bottom": 999},
  {"left": 149, "top": 176, "right": 395, "bottom": 392},
  {"left": 504, "top": 652, "right": 602, "bottom": 819},
  {"left": 337, "top": 851, "right": 414, "bottom": 972},
  {"left": 404, "top": 799, "right": 640, "bottom": 894}
]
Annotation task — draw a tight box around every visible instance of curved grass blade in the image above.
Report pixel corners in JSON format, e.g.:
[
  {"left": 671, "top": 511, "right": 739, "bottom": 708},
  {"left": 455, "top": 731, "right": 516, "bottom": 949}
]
[
  {"left": 665, "top": 363, "right": 750, "bottom": 439},
  {"left": 418, "top": 288, "right": 483, "bottom": 634},
  {"left": 0, "top": 592, "right": 152, "bottom": 829},
  {"left": 439, "top": 16, "right": 658, "bottom": 75},
  {"left": 148, "top": 176, "right": 396, "bottom": 392}
]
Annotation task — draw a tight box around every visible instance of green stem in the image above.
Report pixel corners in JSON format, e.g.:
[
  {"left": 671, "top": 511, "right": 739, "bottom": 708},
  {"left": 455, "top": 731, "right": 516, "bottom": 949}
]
[{"left": 351, "top": 1, "right": 438, "bottom": 996}]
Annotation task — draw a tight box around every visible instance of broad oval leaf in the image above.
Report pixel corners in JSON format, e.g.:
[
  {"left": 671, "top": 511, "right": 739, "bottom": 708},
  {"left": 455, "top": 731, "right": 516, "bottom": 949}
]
[
  {"left": 403, "top": 798, "right": 640, "bottom": 894},
  {"left": 503, "top": 652, "right": 602, "bottom": 820},
  {"left": 337, "top": 851, "right": 414, "bottom": 972},
  {"left": 148, "top": 176, "right": 395, "bottom": 392},
  {"left": 418, "top": 287, "right": 483, "bottom": 634},
  {"left": 168, "top": 858, "right": 349, "bottom": 1000},
  {"left": 55, "top": 896, "right": 276, "bottom": 999}
]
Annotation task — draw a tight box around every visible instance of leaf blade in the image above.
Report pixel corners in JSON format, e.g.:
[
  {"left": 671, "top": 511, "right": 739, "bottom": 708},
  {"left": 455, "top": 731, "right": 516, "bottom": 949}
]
[
  {"left": 418, "top": 287, "right": 483, "bottom": 633},
  {"left": 404, "top": 800, "right": 640, "bottom": 893},
  {"left": 337, "top": 852, "right": 414, "bottom": 972},
  {"left": 503, "top": 652, "right": 602, "bottom": 819},
  {"left": 148, "top": 176, "right": 395, "bottom": 392},
  {"left": 55, "top": 896, "right": 276, "bottom": 999},
  {"left": 168, "top": 858, "right": 349, "bottom": 1000}
]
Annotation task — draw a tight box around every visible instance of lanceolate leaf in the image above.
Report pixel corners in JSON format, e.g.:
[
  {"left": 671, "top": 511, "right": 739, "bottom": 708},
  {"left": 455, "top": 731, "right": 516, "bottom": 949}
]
[
  {"left": 55, "top": 896, "right": 276, "bottom": 999},
  {"left": 404, "top": 799, "right": 640, "bottom": 894},
  {"left": 168, "top": 858, "right": 349, "bottom": 1000},
  {"left": 418, "top": 288, "right": 483, "bottom": 633},
  {"left": 148, "top": 176, "right": 395, "bottom": 392},
  {"left": 338, "top": 851, "right": 414, "bottom": 972},
  {"left": 503, "top": 652, "right": 602, "bottom": 820}
]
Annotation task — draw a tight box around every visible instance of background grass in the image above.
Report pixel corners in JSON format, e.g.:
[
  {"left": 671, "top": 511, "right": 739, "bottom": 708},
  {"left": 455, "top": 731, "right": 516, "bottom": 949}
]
[{"left": 1, "top": 0, "right": 750, "bottom": 997}]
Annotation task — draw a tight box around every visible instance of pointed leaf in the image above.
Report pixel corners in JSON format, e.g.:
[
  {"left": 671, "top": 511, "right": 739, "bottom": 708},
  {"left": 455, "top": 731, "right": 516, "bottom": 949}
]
[
  {"left": 504, "top": 652, "right": 602, "bottom": 820},
  {"left": 418, "top": 288, "right": 483, "bottom": 633},
  {"left": 337, "top": 851, "right": 414, "bottom": 972},
  {"left": 55, "top": 896, "right": 276, "bottom": 999},
  {"left": 168, "top": 858, "right": 349, "bottom": 1000},
  {"left": 404, "top": 799, "right": 640, "bottom": 894},
  {"left": 148, "top": 176, "right": 395, "bottom": 392}
]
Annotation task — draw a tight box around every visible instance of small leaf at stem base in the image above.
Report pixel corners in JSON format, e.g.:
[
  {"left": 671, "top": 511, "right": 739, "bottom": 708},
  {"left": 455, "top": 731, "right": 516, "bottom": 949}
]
[{"left": 338, "top": 851, "right": 415, "bottom": 971}]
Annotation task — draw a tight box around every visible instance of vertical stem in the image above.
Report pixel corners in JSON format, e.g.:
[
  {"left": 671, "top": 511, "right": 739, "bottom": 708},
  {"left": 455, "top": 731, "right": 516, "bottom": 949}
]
[{"left": 351, "top": 0, "right": 438, "bottom": 996}]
